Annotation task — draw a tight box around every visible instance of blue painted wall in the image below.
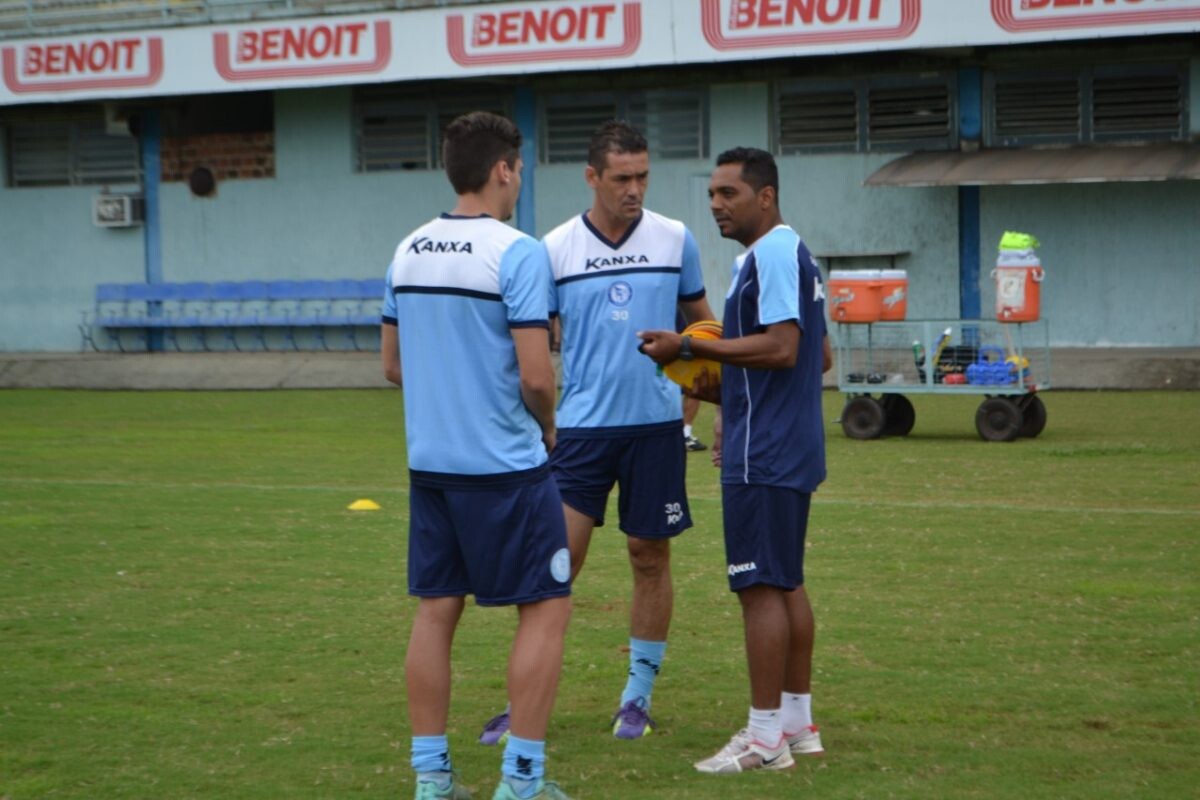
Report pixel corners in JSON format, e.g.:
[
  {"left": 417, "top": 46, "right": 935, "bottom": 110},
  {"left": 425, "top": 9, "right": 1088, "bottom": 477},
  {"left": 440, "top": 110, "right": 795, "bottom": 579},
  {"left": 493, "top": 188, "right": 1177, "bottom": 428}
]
[
  {"left": 159, "top": 87, "right": 456, "bottom": 285},
  {"left": 0, "top": 124, "right": 144, "bottom": 350},
  {"left": 980, "top": 182, "right": 1200, "bottom": 346},
  {"left": 2, "top": 71, "right": 1198, "bottom": 351}
]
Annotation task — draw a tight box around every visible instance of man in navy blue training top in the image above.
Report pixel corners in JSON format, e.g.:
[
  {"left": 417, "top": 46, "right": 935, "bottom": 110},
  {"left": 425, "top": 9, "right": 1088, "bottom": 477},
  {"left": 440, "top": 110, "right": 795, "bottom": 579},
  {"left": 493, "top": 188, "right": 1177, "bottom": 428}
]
[{"left": 637, "top": 147, "right": 832, "bottom": 775}]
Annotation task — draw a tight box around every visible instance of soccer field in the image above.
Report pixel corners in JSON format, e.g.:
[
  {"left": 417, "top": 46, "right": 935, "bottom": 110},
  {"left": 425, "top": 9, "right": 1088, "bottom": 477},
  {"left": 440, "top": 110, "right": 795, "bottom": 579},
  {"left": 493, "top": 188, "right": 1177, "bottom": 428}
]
[{"left": 1, "top": 389, "right": 1197, "bottom": 799}]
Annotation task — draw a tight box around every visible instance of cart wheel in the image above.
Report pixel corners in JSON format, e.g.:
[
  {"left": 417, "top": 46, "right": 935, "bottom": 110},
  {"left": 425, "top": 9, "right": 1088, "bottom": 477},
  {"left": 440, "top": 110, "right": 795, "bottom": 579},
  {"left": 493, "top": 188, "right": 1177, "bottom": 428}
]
[
  {"left": 842, "top": 396, "right": 885, "bottom": 440},
  {"left": 976, "top": 397, "right": 1022, "bottom": 442},
  {"left": 1018, "top": 394, "right": 1047, "bottom": 438},
  {"left": 881, "top": 393, "right": 915, "bottom": 437}
]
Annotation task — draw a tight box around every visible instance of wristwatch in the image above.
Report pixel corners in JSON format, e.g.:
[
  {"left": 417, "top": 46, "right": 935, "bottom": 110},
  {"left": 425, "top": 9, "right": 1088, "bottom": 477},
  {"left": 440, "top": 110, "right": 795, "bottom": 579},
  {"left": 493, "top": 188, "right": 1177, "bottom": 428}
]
[{"left": 679, "top": 335, "right": 695, "bottom": 362}]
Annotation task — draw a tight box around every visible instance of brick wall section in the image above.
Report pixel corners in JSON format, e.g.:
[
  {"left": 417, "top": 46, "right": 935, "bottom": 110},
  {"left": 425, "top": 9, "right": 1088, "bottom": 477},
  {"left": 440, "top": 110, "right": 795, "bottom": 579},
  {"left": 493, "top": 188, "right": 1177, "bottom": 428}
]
[{"left": 160, "top": 132, "right": 275, "bottom": 182}]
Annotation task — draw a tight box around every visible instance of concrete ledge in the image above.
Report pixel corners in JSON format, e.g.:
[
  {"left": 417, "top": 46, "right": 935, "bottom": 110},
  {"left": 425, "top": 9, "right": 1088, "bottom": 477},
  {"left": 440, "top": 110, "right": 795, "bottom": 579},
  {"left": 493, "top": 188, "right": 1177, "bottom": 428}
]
[
  {"left": 0, "top": 352, "right": 392, "bottom": 390},
  {"left": 0, "top": 348, "right": 1197, "bottom": 391}
]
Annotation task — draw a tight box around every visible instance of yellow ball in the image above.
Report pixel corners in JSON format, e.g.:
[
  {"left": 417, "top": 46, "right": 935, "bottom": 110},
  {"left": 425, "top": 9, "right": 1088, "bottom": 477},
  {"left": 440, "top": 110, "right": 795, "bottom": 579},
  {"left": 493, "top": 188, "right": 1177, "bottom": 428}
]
[{"left": 663, "top": 321, "right": 722, "bottom": 389}]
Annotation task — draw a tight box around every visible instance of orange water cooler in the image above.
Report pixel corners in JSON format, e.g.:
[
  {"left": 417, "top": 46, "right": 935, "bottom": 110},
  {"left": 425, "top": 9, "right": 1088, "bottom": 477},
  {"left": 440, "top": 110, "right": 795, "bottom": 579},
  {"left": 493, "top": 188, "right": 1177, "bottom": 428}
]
[
  {"left": 827, "top": 270, "right": 883, "bottom": 323},
  {"left": 879, "top": 269, "right": 908, "bottom": 321}
]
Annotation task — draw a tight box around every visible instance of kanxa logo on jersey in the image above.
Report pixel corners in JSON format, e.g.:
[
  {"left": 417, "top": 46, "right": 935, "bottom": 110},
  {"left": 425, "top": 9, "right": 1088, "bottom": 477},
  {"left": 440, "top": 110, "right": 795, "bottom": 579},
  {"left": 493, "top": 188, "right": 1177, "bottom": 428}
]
[
  {"left": 446, "top": 1, "right": 642, "bottom": 66},
  {"left": 2, "top": 35, "right": 163, "bottom": 93},
  {"left": 213, "top": 19, "right": 391, "bottom": 81},
  {"left": 407, "top": 237, "right": 474, "bottom": 254},
  {"left": 585, "top": 253, "right": 649, "bottom": 270},
  {"left": 992, "top": 0, "right": 1200, "bottom": 32},
  {"left": 701, "top": 0, "right": 920, "bottom": 50}
]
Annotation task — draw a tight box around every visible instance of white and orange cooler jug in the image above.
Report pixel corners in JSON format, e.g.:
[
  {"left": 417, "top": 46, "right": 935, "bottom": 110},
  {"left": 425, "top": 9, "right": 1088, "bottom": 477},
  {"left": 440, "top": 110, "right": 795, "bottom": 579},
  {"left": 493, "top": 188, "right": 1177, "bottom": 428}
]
[{"left": 993, "top": 232, "right": 1044, "bottom": 323}]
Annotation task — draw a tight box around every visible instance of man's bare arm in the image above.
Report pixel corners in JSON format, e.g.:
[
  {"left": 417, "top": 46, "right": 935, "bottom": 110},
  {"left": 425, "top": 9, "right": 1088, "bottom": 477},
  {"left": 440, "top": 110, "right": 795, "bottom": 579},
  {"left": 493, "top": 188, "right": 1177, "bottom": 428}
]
[
  {"left": 638, "top": 321, "right": 800, "bottom": 371},
  {"left": 679, "top": 296, "right": 716, "bottom": 326},
  {"left": 381, "top": 323, "right": 402, "bottom": 387},
  {"left": 512, "top": 326, "right": 557, "bottom": 453}
]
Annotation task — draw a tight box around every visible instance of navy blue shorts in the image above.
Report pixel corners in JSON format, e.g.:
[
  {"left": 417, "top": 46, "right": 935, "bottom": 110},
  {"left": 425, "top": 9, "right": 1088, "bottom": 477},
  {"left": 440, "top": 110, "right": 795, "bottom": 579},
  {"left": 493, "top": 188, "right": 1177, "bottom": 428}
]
[
  {"left": 550, "top": 427, "right": 692, "bottom": 538},
  {"left": 408, "top": 473, "right": 571, "bottom": 607},
  {"left": 722, "top": 484, "right": 812, "bottom": 592}
]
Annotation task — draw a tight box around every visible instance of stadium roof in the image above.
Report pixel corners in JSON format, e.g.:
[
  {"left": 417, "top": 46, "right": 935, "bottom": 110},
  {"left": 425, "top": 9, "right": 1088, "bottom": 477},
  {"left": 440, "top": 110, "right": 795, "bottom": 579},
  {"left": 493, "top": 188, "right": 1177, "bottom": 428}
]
[{"left": 0, "top": 0, "right": 509, "bottom": 39}]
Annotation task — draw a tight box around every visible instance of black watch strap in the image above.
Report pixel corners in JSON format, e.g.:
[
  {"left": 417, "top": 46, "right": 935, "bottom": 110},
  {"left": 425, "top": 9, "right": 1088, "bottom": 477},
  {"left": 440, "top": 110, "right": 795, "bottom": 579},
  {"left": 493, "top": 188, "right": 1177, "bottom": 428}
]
[{"left": 679, "top": 335, "right": 695, "bottom": 362}]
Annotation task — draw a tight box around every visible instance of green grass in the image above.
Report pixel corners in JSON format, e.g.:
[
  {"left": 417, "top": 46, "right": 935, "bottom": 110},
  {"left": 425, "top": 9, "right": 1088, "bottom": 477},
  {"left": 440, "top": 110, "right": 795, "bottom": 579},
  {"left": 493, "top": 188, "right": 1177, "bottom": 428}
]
[{"left": 1, "top": 389, "right": 1197, "bottom": 799}]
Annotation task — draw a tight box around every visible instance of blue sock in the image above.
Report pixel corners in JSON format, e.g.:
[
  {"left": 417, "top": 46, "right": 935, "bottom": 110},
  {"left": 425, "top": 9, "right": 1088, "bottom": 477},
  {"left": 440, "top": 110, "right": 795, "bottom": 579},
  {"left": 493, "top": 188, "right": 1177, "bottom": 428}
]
[
  {"left": 620, "top": 638, "right": 667, "bottom": 709},
  {"left": 411, "top": 735, "right": 450, "bottom": 775},
  {"left": 501, "top": 734, "right": 545, "bottom": 797}
]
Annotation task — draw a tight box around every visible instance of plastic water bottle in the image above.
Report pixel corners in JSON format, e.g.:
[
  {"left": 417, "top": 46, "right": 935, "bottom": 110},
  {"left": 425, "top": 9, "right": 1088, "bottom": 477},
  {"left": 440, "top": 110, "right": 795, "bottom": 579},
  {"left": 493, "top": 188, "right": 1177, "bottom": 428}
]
[{"left": 912, "top": 340, "right": 924, "bottom": 367}]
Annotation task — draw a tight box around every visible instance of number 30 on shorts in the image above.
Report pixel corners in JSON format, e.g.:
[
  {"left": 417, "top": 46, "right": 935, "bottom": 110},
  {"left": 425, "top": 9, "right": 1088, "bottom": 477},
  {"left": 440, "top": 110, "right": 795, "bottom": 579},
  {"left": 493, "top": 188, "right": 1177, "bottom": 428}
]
[{"left": 664, "top": 502, "right": 683, "bottom": 525}]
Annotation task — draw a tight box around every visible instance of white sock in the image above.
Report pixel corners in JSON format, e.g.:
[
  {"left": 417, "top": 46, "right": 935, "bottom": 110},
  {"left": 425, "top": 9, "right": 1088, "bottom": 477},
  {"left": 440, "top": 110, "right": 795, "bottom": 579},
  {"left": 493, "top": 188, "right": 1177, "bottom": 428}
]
[
  {"left": 683, "top": 424, "right": 693, "bottom": 437},
  {"left": 748, "top": 707, "right": 782, "bottom": 747},
  {"left": 781, "top": 692, "right": 812, "bottom": 733}
]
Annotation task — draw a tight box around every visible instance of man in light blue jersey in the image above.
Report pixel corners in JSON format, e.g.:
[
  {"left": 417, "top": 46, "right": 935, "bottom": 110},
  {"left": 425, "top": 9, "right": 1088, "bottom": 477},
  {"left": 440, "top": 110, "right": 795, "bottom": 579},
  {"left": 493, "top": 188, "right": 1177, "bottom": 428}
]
[
  {"left": 638, "top": 147, "right": 833, "bottom": 775},
  {"left": 381, "top": 112, "right": 573, "bottom": 800},
  {"left": 477, "top": 121, "right": 714, "bottom": 745}
]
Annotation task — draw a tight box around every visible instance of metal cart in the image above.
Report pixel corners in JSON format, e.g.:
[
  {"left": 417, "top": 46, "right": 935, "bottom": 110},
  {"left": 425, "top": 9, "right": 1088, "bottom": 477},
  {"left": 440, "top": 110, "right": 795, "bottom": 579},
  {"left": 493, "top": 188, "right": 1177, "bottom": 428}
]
[{"left": 833, "top": 318, "right": 1051, "bottom": 441}]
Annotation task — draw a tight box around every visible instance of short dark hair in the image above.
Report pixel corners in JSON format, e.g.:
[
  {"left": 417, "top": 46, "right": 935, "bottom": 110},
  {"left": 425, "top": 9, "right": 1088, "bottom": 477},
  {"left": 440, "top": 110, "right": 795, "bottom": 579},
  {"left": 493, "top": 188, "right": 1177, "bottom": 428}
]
[
  {"left": 716, "top": 147, "right": 779, "bottom": 198},
  {"left": 442, "top": 111, "right": 522, "bottom": 194},
  {"left": 587, "top": 119, "right": 648, "bottom": 174}
]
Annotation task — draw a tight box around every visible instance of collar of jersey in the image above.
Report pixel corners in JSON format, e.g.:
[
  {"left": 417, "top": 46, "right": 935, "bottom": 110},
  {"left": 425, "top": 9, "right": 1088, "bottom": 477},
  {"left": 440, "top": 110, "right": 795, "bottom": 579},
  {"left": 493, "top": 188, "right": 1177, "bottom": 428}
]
[
  {"left": 439, "top": 212, "right": 493, "bottom": 220},
  {"left": 581, "top": 210, "right": 643, "bottom": 250},
  {"left": 745, "top": 223, "right": 792, "bottom": 253}
]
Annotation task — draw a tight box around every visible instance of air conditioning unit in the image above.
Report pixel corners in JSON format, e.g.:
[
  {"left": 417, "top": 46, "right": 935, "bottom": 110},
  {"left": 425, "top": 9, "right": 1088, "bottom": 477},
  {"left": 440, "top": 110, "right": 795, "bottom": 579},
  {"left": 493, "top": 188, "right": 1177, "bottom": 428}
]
[{"left": 93, "top": 194, "right": 145, "bottom": 228}]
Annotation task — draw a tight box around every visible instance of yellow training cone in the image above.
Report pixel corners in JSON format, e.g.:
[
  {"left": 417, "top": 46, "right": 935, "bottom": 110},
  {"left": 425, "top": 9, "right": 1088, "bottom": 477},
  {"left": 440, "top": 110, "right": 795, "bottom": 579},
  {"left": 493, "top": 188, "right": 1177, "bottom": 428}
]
[{"left": 347, "top": 499, "right": 381, "bottom": 511}]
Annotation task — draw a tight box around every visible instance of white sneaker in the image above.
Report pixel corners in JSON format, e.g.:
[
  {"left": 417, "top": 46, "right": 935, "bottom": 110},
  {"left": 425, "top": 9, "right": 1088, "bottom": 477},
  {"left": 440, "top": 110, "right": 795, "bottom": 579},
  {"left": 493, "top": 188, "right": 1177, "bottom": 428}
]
[
  {"left": 786, "top": 724, "right": 825, "bottom": 756},
  {"left": 694, "top": 728, "right": 795, "bottom": 774}
]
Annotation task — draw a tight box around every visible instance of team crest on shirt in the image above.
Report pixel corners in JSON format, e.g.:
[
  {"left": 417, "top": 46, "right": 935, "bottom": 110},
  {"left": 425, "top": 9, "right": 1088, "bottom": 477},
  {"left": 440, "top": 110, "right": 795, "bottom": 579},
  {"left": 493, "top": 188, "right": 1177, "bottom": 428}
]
[{"left": 607, "top": 281, "right": 633, "bottom": 307}]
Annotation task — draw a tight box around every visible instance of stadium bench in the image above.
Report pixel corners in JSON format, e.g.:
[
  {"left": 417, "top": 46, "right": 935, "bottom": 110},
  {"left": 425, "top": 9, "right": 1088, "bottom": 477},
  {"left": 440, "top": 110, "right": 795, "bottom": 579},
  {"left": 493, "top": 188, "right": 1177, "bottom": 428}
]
[{"left": 80, "top": 278, "right": 387, "bottom": 352}]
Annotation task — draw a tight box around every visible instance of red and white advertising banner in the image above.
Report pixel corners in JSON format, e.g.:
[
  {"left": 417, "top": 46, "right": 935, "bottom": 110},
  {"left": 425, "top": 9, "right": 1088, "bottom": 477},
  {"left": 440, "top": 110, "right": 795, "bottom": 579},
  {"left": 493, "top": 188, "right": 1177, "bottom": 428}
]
[
  {"left": 213, "top": 19, "right": 392, "bottom": 81},
  {"left": 2, "top": 34, "right": 164, "bottom": 94},
  {"left": 2, "top": 0, "right": 1198, "bottom": 105},
  {"left": 446, "top": 2, "right": 643, "bottom": 66},
  {"left": 699, "top": 0, "right": 921, "bottom": 51},
  {"left": 991, "top": 0, "right": 1200, "bottom": 33}
]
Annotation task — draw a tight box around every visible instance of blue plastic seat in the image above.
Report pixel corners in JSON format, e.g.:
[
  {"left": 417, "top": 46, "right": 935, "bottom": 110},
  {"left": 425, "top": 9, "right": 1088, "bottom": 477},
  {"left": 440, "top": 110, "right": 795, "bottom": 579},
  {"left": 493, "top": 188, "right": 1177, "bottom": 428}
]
[{"left": 85, "top": 278, "right": 389, "bottom": 352}]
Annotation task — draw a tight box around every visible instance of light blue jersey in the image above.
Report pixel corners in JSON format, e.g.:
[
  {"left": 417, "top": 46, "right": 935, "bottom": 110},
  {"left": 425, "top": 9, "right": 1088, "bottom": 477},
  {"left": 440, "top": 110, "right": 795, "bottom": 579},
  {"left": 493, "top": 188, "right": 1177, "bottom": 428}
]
[
  {"left": 545, "top": 210, "right": 706, "bottom": 436},
  {"left": 382, "top": 213, "right": 553, "bottom": 481}
]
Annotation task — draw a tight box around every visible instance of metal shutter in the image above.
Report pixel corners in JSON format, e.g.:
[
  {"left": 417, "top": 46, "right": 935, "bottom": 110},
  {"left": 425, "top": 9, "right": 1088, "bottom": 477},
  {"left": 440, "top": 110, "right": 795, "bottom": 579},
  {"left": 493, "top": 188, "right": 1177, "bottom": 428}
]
[
  {"left": 541, "top": 95, "right": 618, "bottom": 164},
  {"left": 354, "top": 89, "right": 434, "bottom": 171},
  {"left": 1092, "top": 69, "right": 1184, "bottom": 141},
  {"left": 991, "top": 74, "right": 1081, "bottom": 145},
  {"left": 6, "top": 110, "right": 139, "bottom": 188},
  {"left": 776, "top": 86, "right": 858, "bottom": 153},
  {"left": 353, "top": 88, "right": 510, "bottom": 172},
  {"left": 74, "top": 120, "right": 140, "bottom": 185},
  {"left": 867, "top": 81, "right": 953, "bottom": 150},
  {"left": 626, "top": 91, "right": 707, "bottom": 160},
  {"left": 7, "top": 122, "right": 72, "bottom": 187}
]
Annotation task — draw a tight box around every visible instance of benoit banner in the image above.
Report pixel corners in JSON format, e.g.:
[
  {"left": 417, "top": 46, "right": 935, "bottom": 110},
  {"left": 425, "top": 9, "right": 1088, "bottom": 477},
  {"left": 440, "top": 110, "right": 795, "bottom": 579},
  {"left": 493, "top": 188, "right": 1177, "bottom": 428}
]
[{"left": 2, "top": 0, "right": 1199, "bottom": 104}]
